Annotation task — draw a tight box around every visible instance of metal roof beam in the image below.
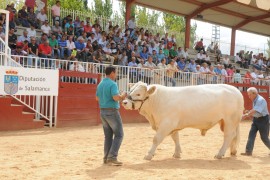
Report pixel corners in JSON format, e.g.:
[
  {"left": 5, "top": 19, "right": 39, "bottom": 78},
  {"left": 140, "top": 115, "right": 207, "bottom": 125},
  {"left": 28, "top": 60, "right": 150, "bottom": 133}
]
[
  {"left": 234, "top": 12, "right": 270, "bottom": 29},
  {"left": 187, "top": 0, "right": 234, "bottom": 19}
]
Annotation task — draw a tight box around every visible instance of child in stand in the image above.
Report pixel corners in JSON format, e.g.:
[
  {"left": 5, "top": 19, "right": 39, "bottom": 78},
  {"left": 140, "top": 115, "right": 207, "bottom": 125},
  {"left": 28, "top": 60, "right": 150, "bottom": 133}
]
[{"left": 233, "top": 69, "right": 242, "bottom": 83}]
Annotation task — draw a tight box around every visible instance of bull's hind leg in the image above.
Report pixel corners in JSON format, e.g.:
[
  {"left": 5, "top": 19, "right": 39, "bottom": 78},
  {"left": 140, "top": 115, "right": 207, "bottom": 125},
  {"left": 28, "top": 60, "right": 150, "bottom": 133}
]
[
  {"left": 144, "top": 125, "right": 172, "bottom": 160},
  {"left": 230, "top": 125, "right": 240, "bottom": 156},
  {"left": 171, "top": 131, "right": 181, "bottom": 158},
  {"left": 215, "top": 122, "right": 236, "bottom": 159}
]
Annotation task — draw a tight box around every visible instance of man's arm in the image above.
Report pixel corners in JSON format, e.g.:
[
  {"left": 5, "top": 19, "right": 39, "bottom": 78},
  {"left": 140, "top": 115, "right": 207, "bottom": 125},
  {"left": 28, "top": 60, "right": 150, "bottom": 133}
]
[{"left": 113, "top": 92, "right": 127, "bottom": 102}]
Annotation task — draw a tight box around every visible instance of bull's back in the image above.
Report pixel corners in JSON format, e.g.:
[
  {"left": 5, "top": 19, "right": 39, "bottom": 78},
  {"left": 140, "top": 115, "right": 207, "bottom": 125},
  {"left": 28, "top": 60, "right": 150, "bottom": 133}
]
[{"left": 151, "top": 84, "right": 244, "bottom": 128}]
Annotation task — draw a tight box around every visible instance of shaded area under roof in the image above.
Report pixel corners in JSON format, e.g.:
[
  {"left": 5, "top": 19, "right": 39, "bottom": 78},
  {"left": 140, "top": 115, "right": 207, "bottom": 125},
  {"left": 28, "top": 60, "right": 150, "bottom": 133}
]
[{"left": 122, "top": 0, "right": 270, "bottom": 37}]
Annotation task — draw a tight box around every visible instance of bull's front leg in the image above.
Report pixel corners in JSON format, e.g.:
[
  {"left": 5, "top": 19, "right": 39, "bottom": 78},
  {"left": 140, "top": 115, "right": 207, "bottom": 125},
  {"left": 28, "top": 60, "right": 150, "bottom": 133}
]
[
  {"left": 171, "top": 131, "right": 181, "bottom": 158},
  {"left": 144, "top": 131, "right": 166, "bottom": 160}
]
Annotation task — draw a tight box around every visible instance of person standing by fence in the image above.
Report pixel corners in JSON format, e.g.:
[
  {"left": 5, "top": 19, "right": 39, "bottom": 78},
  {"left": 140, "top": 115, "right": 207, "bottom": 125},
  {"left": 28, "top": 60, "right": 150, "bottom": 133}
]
[
  {"left": 96, "top": 66, "right": 127, "bottom": 166},
  {"left": 241, "top": 87, "right": 270, "bottom": 156}
]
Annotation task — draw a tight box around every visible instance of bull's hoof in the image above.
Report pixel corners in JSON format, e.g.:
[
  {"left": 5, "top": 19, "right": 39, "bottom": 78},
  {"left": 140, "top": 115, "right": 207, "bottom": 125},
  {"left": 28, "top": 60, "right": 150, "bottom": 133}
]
[
  {"left": 173, "top": 153, "right": 181, "bottom": 159},
  {"left": 144, "top": 154, "right": 153, "bottom": 160},
  {"left": 230, "top": 150, "right": 237, "bottom": 156},
  {"left": 214, "top": 154, "right": 223, "bottom": 159}
]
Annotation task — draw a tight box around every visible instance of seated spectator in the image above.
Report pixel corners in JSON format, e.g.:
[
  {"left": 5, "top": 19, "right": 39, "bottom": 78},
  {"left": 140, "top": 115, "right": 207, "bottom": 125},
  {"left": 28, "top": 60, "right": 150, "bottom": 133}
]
[
  {"left": 196, "top": 50, "right": 205, "bottom": 65},
  {"left": 0, "top": 13, "right": 6, "bottom": 29},
  {"left": 233, "top": 69, "right": 242, "bottom": 83},
  {"left": 183, "top": 48, "right": 189, "bottom": 61},
  {"left": 66, "top": 35, "right": 75, "bottom": 56},
  {"left": 75, "top": 37, "right": 86, "bottom": 62},
  {"left": 151, "top": 50, "right": 158, "bottom": 65},
  {"left": 27, "top": 8, "right": 38, "bottom": 28},
  {"left": 144, "top": 56, "right": 157, "bottom": 85},
  {"left": 166, "top": 59, "right": 178, "bottom": 87},
  {"left": 41, "top": 20, "right": 51, "bottom": 36},
  {"left": 214, "top": 64, "right": 222, "bottom": 75},
  {"left": 128, "top": 57, "right": 138, "bottom": 83},
  {"left": 88, "top": 32, "right": 96, "bottom": 43},
  {"left": 204, "top": 53, "right": 211, "bottom": 66},
  {"left": 58, "top": 35, "right": 69, "bottom": 59},
  {"left": 73, "top": 16, "right": 81, "bottom": 31},
  {"left": 169, "top": 45, "right": 177, "bottom": 59},
  {"left": 78, "top": 32, "right": 88, "bottom": 43},
  {"left": 195, "top": 38, "right": 205, "bottom": 53},
  {"left": 52, "top": 21, "right": 63, "bottom": 39},
  {"left": 177, "top": 57, "right": 188, "bottom": 72},
  {"left": 163, "top": 45, "right": 169, "bottom": 60},
  {"left": 27, "top": 37, "right": 39, "bottom": 67},
  {"left": 84, "top": 21, "right": 92, "bottom": 37},
  {"left": 26, "top": 24, "right": 37, "bottom": 38},
  {"left": 8, "top": 28, "right": 17, "bottom": 49},
  {"left": 38, "top": 33, "right": 48, "bottom": 44},
  {"left": 140, "top": 46, "right": 149, "bottom": 61},
  {"left": 49, "top": 34, "right": 60, "bottom": 59},
  {"left": 148, "top": 42, "right": 157, "bottom": 56},
  {"left": 64, "top": 19, "right": 74, "bottom": 32},
  {"left": 98, "top": 35, "right": 107, "bottom": 48},
  {"left": 36, "top": 9, "right": 47, "bottom": 28},
  {"left": 92, "top": 46, "right": 103, "bottom": 63},
  {"left": 199, "top": 62, "right": 210, "bottom": 74},
  {"left": 156, "top": 49, "right": 165, "bottom": 64},
  {"left": 18, "top": 30, "right": 30, "bottom": 43},
  {"left": 11, "top": 44, "right": 25, "bottom": 65},
  {"left": 118, "top": 50, "right": 128, "bottom": 66},
  {"left": 187, "top": 59, "right": 197, "bottom": 72},
  {"left": 207, "top": 42, "right": 214, "bottom": 53},
  {"left": 127, "top": 16, "right": 136, "bottom": 32},
  {"left": 38, "top": 40, "right": 52, "bottom": 58},
  {"left": 21, "top": 40, "right": 29, "bottom": 54},
  {"left": 18, "top": 5, "right": 30, "bottom": 27},
  {"left": 66, "top": 25, "right": 74, "bottom": 37},
  {"left": 75, "top": 21, "right": 84, "bottom": 37},
  {"left": 102, "top": 43, "right": 115, "bottom": 64},
  {"left": 177, "top": 47, "right": 184, "bottom": 58},
  {"left": 222, "top": 54, "right": 231, "bottom": 68}
]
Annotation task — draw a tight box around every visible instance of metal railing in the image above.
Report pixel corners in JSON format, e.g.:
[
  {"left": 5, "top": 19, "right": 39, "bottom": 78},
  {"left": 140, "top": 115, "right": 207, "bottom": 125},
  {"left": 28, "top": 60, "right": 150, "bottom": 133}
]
[
  {"left": 0, "top": 40, "right": 58, "bottom": 127},
  {"left": 9, "top": 54, "right": 270, "bottom": 92}
]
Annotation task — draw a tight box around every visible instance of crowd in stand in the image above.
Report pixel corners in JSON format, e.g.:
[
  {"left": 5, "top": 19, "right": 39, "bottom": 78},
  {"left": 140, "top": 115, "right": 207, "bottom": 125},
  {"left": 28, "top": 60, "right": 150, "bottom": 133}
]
[{"left": 1, "top": 0, "right": 270, "bottom": 86}]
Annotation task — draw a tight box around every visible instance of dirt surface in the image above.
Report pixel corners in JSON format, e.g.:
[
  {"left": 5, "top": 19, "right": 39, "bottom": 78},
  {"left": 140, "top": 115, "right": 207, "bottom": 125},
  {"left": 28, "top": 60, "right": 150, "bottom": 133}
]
[{"left": 0, "top": 121, "right": 269, "bottom": 180}]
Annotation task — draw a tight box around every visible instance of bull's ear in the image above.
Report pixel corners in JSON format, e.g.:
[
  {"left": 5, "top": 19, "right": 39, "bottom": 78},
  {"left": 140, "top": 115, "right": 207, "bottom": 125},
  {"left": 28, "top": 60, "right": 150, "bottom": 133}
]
[{"left": 147, "top": 86, "right": 156, "bottom": 95}]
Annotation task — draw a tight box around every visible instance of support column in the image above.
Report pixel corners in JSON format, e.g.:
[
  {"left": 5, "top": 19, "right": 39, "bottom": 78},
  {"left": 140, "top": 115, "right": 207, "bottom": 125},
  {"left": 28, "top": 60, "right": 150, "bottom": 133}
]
[
  {"left": 230, "top": 28, "right": 236, "bottom": 56},
  {"left": 185, "top": 17, "right": 191, "bottom": 49},
  {"left": 125, "top": 0, "right": 132, "bottom": 26}
]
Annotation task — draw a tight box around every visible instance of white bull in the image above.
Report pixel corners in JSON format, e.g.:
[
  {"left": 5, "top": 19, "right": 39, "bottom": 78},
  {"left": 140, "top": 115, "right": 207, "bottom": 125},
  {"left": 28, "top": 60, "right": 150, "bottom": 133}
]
[{"left": 122, "top": 82, "right": 244, "bottom": 160}]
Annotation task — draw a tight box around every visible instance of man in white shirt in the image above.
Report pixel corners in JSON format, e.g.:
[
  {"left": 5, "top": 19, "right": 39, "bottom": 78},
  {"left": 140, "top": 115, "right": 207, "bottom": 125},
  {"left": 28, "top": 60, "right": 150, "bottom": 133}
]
[
  {"left": 18, "top": 30, "right": 30, "bottom": 43},
  {"left": 66, "top": 35, "right": 76, "bottom": 56},
  {"left": 127, "top": 16, "right": 136, "bottom": 31},
  {"left": 37, "top": 9, "right": 48, "bottom": 28},
  {"left": 26, "top": 24, "right": 36, "bottom": 38},
  {"left": 102, "top": 43, "right": 115, "bottom": 64},
  {"left": 36, "top": 0, "right": 45, "bottom": 14},
  {"left": 41, "top": 20, "right": 51, "bottom": 35},
  {"left": 196, "top": 50, "right": 206, "bottom": 65}
]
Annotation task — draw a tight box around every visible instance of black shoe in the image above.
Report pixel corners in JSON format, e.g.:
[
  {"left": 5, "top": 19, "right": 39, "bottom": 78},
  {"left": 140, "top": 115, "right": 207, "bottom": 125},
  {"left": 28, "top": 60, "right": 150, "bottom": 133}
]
[
  {"left": 241, "top": 152, "right": 252, "bottom": 156},
  {"left": 103, "top": 158, "right": 107, "bottom": 164},
  {"left": 107, "top": 159, "right": 123, "bottom": 166}
]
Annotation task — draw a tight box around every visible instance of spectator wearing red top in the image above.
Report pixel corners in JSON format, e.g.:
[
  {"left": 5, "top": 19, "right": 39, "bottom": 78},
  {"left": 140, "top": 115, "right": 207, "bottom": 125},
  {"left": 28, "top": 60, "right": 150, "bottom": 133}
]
[
  {"left": 25, "top": 0, "right": 36, "bottom": 12},
  {"left": 84, "top": 21, "right": 92, "bottom": 37},
  {"left": 39, "top": 40, "right": 52, "bottom": 68},
  {"left": 6, "top": 5, "right": 16, "bottom": 29},
  {"left": 195, "top": 38, "right": 205, "bottom": 53}
]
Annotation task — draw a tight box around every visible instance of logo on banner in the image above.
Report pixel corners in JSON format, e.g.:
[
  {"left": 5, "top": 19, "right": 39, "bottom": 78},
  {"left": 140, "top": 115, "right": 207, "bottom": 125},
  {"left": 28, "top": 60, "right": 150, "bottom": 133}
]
[{"left": 4, "top": 70, "right": 19, "bottom": 95}]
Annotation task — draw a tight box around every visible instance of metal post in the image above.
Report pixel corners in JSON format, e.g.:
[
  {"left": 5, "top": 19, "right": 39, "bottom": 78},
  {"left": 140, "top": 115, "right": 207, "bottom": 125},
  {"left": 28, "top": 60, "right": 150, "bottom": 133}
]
[
  {"left": 49, "top": 95, "right": 53, "bottom": 127},
  {"left": 35, "top": 95, "right": 41, "bottom": 120},
  {"left": 0, "top": 10, "right": 10, "bottom": 65},
  {"left": 54, "top": 96, "right": 58, "bottom": 127}
]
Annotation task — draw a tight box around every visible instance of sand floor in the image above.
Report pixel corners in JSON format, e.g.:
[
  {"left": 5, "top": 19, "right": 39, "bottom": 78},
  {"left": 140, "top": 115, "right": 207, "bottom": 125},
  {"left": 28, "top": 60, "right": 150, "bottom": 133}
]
[{"left": 0, "top": 121, "right": 269, "bottom": 180}]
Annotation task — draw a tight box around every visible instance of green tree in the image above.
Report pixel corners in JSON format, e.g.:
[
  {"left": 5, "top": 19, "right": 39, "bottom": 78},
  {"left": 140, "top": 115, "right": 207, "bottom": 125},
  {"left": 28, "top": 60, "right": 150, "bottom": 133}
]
[
  {"left": 92, "top": 0, "right": 112, "bottom": 19},
  {"left": 163, "top": 13, "right": 197, "bottom": 47},
  {"left": 119, "top": 1, "right": 136, "bottom": 18},
  {"left": 47, "top": 0, "right": 87, "bottom": 11}
]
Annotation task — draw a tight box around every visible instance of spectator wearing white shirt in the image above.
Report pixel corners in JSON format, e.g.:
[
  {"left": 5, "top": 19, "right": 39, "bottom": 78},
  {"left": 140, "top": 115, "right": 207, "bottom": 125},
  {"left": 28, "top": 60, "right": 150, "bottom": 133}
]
[
  {"left": 127, "top": 16, "right": 136, "bottom": 31},
  {"left": 102, "top": 43, "right": 115, "bottom": 64},
  {"left": 128, "top": 57, "right": 138, "bottom": 82},
  {"left": 26, "top": 24, "right": 36, "bottom": 38},
  {"left": 41, "top": 20, "right": 51, "bottom": 36},
  {"left": 196, "top": 50, "right": 206, "bottom": 65},
  {"left": 36, "top": 0, "right": 45, "bottom": 14},
  {"left": 18, "top": 30, "right": 30, "bottom": 43},
  {"left": 36, "top": 9, "right": 48, "bottom": 28}
]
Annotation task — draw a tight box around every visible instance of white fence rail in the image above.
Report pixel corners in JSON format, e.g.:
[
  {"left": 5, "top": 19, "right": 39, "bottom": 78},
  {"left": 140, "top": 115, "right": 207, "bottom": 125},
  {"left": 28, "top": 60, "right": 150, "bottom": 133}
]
[
  {"left": 0, "top": 39, "right": 58, "bottom": 127},
  {"left": 8, "top": 54, "right": 270, "bottom": 92}
]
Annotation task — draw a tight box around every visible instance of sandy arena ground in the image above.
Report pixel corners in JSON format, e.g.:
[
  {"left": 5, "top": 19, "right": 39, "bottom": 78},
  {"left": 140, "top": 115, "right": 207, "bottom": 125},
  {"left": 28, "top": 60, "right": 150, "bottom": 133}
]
[{"left": 0, "top": 121, "right": 269, "bottom": 180}]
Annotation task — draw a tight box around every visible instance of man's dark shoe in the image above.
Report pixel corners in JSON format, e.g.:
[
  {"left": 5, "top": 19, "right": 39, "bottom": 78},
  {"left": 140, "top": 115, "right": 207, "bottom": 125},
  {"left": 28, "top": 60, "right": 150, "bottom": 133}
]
[
  {"left": 103, "top": 158, "right": 107, "bottom": 164},
  {"left": 241, "top": 152, "right": 252, "bottom": 156},
  {"left": 107, "top": 159, "right": 123, "bottom": 166}
]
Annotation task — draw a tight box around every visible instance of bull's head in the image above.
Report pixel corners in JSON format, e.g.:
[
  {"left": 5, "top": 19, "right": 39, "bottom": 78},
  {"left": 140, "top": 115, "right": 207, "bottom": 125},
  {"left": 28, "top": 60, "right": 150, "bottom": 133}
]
[{"left": 122, "top": 81, "right": 156, "bottom": 110}]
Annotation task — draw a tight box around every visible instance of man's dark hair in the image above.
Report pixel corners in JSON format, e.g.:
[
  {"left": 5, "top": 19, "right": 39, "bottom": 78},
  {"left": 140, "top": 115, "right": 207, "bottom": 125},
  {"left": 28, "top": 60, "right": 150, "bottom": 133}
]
[{"left": 105, "top": 66, "right": 116, "bottom": 76}]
